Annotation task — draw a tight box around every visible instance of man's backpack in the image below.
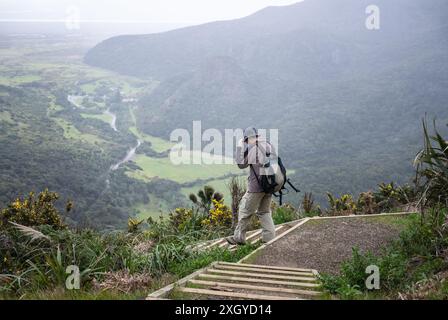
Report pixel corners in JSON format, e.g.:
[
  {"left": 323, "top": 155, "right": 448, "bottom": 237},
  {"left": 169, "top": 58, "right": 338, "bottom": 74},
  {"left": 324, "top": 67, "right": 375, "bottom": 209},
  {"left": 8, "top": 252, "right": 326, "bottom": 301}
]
[{"left": 250, "top": 146, "right": 300, "bottom": 205}]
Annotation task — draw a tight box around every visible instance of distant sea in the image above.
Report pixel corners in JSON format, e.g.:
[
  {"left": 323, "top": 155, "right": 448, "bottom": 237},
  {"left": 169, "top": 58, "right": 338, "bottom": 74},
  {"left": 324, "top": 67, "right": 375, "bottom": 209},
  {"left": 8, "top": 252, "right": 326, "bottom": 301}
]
[{"left": 0, "top": 21, "right": 190, "bottom": 41}]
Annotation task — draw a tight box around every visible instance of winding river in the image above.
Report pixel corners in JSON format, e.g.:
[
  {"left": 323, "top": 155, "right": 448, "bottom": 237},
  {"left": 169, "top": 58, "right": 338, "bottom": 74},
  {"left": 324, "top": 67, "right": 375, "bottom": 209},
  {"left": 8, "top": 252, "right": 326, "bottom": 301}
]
[
  {"left": 67, "top": 94, "right": 142, "bottom": 171},
  {"left": 110, "top": 139, "right": 142, "bottom": 171},
  {"left": 104, "top": 108, "right": 117, "bottom": 132}
]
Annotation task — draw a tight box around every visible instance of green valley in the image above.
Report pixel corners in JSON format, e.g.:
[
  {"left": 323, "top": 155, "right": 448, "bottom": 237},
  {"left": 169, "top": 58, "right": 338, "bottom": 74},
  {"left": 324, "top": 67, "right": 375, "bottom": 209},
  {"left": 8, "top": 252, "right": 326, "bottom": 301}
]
[{"left": 0, "top": 35, "right": 241, "bottom": 228}]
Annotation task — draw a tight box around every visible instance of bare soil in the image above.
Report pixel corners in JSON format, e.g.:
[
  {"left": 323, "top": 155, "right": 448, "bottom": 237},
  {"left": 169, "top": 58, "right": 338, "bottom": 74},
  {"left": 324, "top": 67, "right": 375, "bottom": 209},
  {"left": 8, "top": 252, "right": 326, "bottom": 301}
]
[{"left": 251, "top": 215, "right": 411, "bottom": 274}]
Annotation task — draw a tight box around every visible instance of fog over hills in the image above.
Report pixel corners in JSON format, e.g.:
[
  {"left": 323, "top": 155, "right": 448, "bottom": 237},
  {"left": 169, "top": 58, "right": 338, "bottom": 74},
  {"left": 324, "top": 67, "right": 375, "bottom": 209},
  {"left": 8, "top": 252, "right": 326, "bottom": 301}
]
[{"left": 85, "top": 0, "right": 448, "bottom": 203}]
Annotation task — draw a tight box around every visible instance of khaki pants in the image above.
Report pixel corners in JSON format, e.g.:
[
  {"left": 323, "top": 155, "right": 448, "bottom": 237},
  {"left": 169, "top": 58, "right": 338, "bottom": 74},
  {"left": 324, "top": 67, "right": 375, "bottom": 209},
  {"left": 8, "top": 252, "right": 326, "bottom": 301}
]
[{"left": 233, "top": 192, "right": 276, "bottom": 243}]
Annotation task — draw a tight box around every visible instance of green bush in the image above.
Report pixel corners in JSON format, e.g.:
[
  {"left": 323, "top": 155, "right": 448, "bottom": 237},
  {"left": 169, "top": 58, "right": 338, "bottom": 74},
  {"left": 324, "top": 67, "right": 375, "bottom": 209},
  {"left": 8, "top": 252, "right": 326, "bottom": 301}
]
[
  {"left": 272, "top": 204, "right": 298, "bottom": 224},
  {"left": 415, "top": 118, "right": 448, "bottom": 206},
  {"left": 374, "top": 182, "right": 413, "bottom": 212},
  {"left": 0, "top": 190, "right": 67, "bottom": 230},
  {"left": 326, "top": 182, "right": 414, "bottom": 216}
]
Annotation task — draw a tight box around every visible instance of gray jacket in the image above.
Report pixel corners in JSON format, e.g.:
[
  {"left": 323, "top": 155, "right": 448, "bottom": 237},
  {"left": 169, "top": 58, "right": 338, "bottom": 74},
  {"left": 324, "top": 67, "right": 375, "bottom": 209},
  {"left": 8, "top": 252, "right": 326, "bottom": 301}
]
[{"left": 236, "top": 138, "right": 276, "bottom": 193}]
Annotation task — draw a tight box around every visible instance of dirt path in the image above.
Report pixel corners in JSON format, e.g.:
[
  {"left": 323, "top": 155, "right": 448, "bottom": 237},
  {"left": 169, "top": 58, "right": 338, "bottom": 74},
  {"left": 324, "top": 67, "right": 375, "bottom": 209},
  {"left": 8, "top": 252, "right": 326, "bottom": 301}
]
[{"left": 250, "top": 215, "right": 411, "bottom": 275}]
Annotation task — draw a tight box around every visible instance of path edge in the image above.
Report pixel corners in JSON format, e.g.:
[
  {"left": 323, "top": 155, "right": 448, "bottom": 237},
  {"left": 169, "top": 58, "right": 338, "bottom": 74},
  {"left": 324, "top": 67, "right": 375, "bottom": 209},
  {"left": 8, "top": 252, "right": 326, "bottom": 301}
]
[{"left": 237, "top": 211, "right": 416, "bottom": 264}]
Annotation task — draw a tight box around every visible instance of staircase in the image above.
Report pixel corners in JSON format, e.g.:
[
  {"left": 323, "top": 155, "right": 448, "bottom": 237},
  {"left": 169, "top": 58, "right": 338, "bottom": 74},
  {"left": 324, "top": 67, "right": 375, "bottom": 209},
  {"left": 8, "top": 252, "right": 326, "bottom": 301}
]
[
  {"left": 191, "top": 219, "right": 304, "bottom": 252},
  {"left": 147, "top": 261, "right": 322, "bottom": 300}
]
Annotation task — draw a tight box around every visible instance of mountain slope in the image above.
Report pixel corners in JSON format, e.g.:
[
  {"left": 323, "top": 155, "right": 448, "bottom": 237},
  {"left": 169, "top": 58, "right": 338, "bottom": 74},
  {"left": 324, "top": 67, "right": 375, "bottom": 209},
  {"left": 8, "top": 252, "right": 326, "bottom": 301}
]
[
  {"left": 85, "top": 0, "right": 448, "bottom": 204},
  {"left": 85, "top": 0, "right": 448, "bottom": 80}
]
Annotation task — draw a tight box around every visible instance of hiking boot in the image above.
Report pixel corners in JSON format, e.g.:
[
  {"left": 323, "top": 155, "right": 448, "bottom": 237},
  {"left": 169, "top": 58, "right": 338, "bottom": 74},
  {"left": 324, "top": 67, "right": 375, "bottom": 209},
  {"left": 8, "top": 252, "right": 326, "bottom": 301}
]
[{"left": 226, "top": 236, "right": 245, "bottom": 245}]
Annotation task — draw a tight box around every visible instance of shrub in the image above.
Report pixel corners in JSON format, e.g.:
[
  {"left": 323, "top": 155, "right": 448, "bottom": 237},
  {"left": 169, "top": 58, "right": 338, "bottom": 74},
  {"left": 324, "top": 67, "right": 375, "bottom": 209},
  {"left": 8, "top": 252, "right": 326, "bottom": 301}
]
[
  {"left": 357, "top": 191, "right": 377, "bottom": 215},
  {"left": 326, "top": 182, "right": 414, "bottom": 216},
  {"left": 373, "top": 182, "right": 413, "bottom": 212},
  {"left": 272, "top": 204, "right": 298, "bottom": 224},
  {"left": 326, "top": 193, "right": 357, "bottom": 215},
  {"left": 414, "top": 118, "right": 448, "bottom": 206},
  {"left": 339, "top": 248, "right": 378, "bottom": 288},
  {"left": 0, "top": 190, "right": 67, "bottom": 230},
  {"left": 0, "top": 190, "right": 259, "bottom": 299},
  {"left": 168, "top": 208, "right": 193, "bottom": 230},
  {"left": 301, "top": 192, "right": 321, "bottom": 216},
  {"left": 201, "top": 199, "right": 232, "bottom": 228},
  {"left": 127, "top": 218, "right": 144, "bottom": 233}
]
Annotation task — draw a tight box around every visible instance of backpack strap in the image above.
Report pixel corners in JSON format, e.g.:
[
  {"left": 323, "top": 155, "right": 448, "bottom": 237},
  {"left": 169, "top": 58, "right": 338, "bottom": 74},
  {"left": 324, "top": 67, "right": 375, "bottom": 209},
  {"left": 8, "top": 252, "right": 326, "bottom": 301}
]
[
  {"left": 274, "top": 186, "right": 291, "bottom": 205},
  {"left": 273, "top": 190, "right": 283, "bottom": 206},
  {"left": 249, "top": 164, "right": 260, "bottom": 184},
  {"left": 249, "top": 141, "right": 267, "bottom": 187},
  {"left": 286, "top": 179, "right": 300, "bottom": 193}
]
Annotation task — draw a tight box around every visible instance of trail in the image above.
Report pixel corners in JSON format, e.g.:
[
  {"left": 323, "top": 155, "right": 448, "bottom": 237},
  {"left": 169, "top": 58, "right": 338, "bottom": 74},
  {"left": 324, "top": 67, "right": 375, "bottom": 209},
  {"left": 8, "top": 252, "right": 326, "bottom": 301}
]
[
  {"left": 148, "top": 212, "right": 415, "bottom": 300},
  {"left": 248, "top": 213, "right": 412, "bottom": 274}
]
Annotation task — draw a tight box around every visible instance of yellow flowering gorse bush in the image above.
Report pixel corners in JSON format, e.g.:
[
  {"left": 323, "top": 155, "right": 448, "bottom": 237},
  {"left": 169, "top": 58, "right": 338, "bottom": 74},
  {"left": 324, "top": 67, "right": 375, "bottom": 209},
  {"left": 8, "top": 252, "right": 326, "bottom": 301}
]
[
  {"left": 201, "top": 199, "right": 232, "bottom": 228},
  {"left": 0, "top": 189, "right": 66, "bottom": 229}
]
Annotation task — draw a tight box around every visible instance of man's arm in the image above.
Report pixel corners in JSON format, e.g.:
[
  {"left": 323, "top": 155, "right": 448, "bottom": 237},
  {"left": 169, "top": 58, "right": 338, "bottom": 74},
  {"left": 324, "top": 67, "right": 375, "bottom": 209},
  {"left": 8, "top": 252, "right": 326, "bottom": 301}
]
[
  {"left": 235, "top": 139, "right": 249, "bottom": 169},
  {"left": 236, "top": 146, "right": 249, "bottom": 169}
]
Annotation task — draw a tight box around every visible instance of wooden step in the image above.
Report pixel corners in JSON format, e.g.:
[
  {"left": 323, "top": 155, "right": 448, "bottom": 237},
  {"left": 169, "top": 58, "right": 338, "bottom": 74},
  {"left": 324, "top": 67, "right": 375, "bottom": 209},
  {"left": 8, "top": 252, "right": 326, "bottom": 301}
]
[
  {"left": 188, "top": 279, "right": 321, "bottom": 297},
  {"left": 198, "top": 273, "right": 320, "bottom": 289},
  {"left": 214, "top": 263, "right": 315, "bottom": 277},
  {"left": 202, "top": 238, "right": 227, "bottom": 250},
  {"left": 196, "top": 220, "right": 299, "bottom": 252},
  {"left": 225, "top": 225, "right": 291, "bottom": 252},
  {"left": 147, "top": 261, "right": 321, "bottom": 300},
  {"left": 219, "top": 229, "right": 264, "bottom": 248},
  {"left": 249, "top": 225, "right": 287, "bottom": 245},
  {"left": 206, "top": 268, "right": 318, "bottom": 282},
  {"left": 218, "top": 261, "right": 318, "bottom": 273},
  {"left": 178, "top": 287, "right": 303, "bottom": 300},
  {"left": 246, "top": 229, "right": 263, "bottom": 245}
]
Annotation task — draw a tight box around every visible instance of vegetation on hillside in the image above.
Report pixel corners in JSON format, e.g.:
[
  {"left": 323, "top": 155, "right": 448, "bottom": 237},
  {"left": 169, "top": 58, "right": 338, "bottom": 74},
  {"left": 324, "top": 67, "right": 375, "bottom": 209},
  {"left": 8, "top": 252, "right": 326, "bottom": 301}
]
[
  {"left": 0, "top": 166, "right": 317, "bottom": 299},
  {"left": 0, "top": 188, "right": 259, "bottom": 299},
  {"left": 324, "top": 182, "right": 414, "bottom": 216},
  {"left": 0, "top": 38, "right": 240, "bottom": 228}
]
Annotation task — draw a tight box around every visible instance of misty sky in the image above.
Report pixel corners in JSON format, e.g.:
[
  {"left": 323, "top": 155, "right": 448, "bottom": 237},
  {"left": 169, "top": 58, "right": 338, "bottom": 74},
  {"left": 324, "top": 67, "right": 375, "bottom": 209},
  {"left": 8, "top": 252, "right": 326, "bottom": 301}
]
[{"left": 0, "top": 0, "right": 301, "bottom": 24}]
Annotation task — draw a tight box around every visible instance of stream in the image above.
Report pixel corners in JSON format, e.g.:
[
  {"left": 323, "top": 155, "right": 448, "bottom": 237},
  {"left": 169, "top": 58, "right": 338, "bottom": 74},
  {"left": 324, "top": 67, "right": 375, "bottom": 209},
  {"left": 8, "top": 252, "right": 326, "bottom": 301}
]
[
  {"left": 110, "top": 139, "right": 142, "bottom": 171},
  {"left": 67, "top": 94, "right": 142, "bottom": 171},
  {"left": 104, "top": 108, "right": 117, "bottom": 132}
]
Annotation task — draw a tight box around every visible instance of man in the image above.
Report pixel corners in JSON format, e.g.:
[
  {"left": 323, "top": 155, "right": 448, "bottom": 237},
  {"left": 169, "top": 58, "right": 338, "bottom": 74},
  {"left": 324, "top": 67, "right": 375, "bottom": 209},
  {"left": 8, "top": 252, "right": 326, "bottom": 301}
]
[{"left": 226, "top": 127, "right": 276, "bottom": 245}]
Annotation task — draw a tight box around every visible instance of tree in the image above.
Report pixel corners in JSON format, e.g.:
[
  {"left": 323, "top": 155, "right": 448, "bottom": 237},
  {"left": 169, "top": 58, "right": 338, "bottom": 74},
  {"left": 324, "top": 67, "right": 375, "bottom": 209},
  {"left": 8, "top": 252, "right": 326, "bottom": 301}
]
[{"left": 189, "top": 185, "right": 223, "bottom": 215}]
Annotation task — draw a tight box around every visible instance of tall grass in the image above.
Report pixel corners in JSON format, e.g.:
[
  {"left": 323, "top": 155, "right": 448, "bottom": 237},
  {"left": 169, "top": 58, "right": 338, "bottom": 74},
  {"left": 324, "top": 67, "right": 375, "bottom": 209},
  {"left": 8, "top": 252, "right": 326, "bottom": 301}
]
[
  {"left": 415, "top": 118, "right": 448, "bottom": 206},
  {"left": 1, "top": 209, "right": 254, "bottom": 298}
]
